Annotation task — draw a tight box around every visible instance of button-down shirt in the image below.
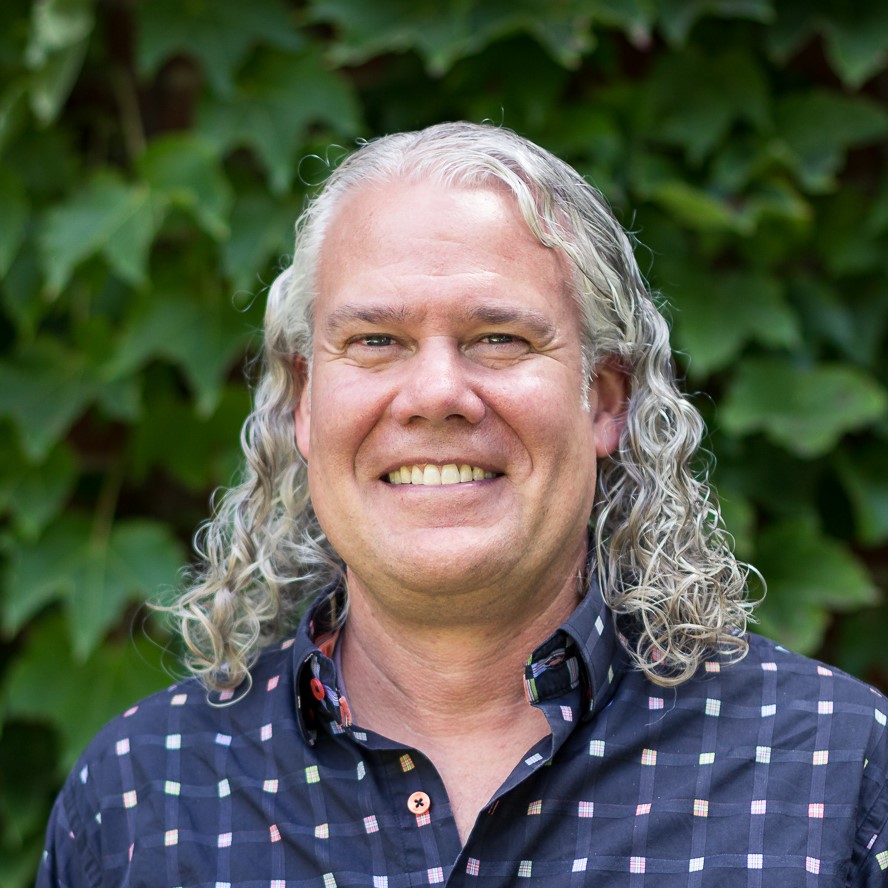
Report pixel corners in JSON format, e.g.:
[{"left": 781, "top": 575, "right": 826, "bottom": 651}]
[{"left": 39, "top": 580, "right": 888, "bottom": 886}]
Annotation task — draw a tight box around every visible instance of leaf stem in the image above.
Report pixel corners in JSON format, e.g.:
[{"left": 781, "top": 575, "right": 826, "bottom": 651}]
[
  {"left": 92, "top": 453, "right": 125, "bottom": 547},
  {"left": 112, "top": 64, "right": 146, "bottom": 162}
]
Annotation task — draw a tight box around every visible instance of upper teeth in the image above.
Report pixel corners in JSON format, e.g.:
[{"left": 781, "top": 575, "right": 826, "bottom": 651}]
[{"left": 387, "top": 464, "right": 495, "bottom": 485}]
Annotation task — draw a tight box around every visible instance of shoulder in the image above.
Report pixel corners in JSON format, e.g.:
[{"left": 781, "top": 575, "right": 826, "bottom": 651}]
[
  {"left": 55, "top": 636, "right": 298, "bottom": 823},
  {"left": 683, "top": 631, "right": 888, "bottom": 748},
  {"left": 81, "top": 636, "right": 296, "bottom": 768},
  {"left": 710, "top": 633, "right": 888, "bottom": 876},
  {"left": 40, "top": 638, "right": 301, "bottom": 885},
  {"left": 727, "top": 631, "right": 886, "bottom": 714}
]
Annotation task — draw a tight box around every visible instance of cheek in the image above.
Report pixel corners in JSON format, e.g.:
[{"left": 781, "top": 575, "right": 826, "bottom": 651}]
[
  {"left": 308, "top": 375, "right": 391, "bottom": 471},
  {"left": 502, "top": 374, "right": 594, "bottom": 449}
]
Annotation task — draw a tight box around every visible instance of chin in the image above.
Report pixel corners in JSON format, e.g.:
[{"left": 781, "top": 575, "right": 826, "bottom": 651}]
[{"left": 362, "top": 538, "right": 517, "bottom": 595}]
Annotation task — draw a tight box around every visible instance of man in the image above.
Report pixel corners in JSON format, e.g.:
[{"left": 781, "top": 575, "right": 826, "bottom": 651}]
[{"left": 40, "top": 123, "right": 888, "bottom": 886}]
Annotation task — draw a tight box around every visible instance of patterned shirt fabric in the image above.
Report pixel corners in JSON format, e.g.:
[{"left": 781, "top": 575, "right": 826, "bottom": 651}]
[{"left": 39, "top": 579, "right": 888, "bottom": 887}]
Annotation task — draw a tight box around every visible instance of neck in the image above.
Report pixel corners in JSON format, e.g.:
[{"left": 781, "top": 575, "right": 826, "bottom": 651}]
[{"left": 339, "top": 550, "right": 587, "bottom": 741}]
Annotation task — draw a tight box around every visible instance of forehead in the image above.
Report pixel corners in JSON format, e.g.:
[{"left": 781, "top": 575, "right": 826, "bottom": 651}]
[{"left": 314, "top": 178, "right": 578, "bottom": 329}]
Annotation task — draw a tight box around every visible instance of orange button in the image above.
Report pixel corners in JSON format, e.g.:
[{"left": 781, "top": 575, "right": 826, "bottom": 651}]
[
  {"left": 408, "top": 791, "right": 431, "bottom": 815},
  {"left": 310, "top": 678, "right": 325, "bottom": 700}
]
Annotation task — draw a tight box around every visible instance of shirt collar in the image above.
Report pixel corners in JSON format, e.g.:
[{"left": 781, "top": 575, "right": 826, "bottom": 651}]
[
  {"left": 543, "top": 572, "right": 627, "bottom": 720},
  {"left": 291, "top": 571, "right": 626, "bottom": 744}
]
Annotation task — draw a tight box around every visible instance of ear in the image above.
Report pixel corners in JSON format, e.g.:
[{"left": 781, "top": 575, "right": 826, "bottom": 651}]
[
  {"left": 294, "top": 355, "right": 311, "bottom": 460},
  {"left": 590, "top": 359, "right": 628, "bottom": 458}
]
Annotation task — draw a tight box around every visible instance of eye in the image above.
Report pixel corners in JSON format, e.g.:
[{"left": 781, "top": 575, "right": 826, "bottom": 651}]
[
  {"left": 479, "top": 333, "right": 518, "bottom": 345},
  {"left": 466, "top": 332, "right": 531, "bottom": 364},
  {"left": 357, "top": 334, "right": 396, "bottom": 347},
  {"left": 343, "top": 333, "right": 404, "bottom": 366}
]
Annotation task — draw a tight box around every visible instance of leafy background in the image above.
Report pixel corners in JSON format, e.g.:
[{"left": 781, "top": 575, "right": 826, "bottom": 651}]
[{"left": 1, "top": 0, "right": 887, "bottom": 882}]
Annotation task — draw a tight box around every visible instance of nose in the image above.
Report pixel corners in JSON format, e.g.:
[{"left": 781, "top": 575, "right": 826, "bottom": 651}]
[{"left": 389, "top": 338, "right": 486, "bottom": 426}]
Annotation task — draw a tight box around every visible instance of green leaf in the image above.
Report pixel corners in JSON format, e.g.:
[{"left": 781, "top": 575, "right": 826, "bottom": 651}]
[
  {"left": 0, "top": 434, "right": 76, "bottom": 539},
  {"left": 137, "top": 133, "right": 233, "bottom": 241},
  {"left": 0, "top": 237, "right": 45, "bottom": 337},
  {"left": 821, "top": 3, "right": 888, "bottom": 88},
  {"left": 0, "top": 722, "right": 58, "bottom": 880},
  {"left": 714, "top": 437, "right": 822, "bottom": 519},
  {"left": 648, "top": 180, "right": 740, "bottom": 232},
  {"left": 2, "top": 611, "right": 173, "bottom": 769},
  {"left": 714, "top": 486, "right": 755, "bottom": 558},
  {"left": 774, "top": 91, "right": 888, "bottom": 193},
  {"left": 0, "top": 79, "right": 29, "bottom": 158},
  {"left": 814, "top": 188, "right": 886, "bottom": 277},
  {"left": 25, "top": 0, "right": 93, "bottom": 63},
  {"left": 222, "top": 189, "right": 299, "bottom": 292},
  {"left": 24, "top": 0, "right": 95, "bottom": 124},
  {"left": 199, "top": 46, "right": 361, "bottom": 195},
  {"left": 789, "top": 276, "right": 888, "bottom": 369},
  {"left": 837, "top": 442, "right": 888, "bottom": 546},
  {"left": 39, "top": 172, "right": 160, "bottom": 293},
  {"left": 868, "top": 177, "right": 888, "bottom": 235},
  {"left": 3, "top": 515, "right": 184, "bottom": 659},
  {"left": 310, "top": 0, "right": 594, "bottom": 75},
  {"left": 26, "top": 34, "right": 88, "bottom": 124},
  {"left": 741, "top": 179, "right": 812, "bottom": 228},
  {"left": 655, "top": 0, "right": 774, "bottom": 45},
  {"left": 788, "top": 277, "right": 859, "bottom": 361},
  {"left": 136, "top": 0, "right": 302, "bottom": 97},
  {"left": 721, "top": 358, "right": 888, "bottom": 457},
  {"left": 754, "top": 518, "right": 878, "bottom": 653},
  {"left": 670, "top": 271, "right": 799, "bottom": 376},
  {"left": 107, "top": 286, "right": 249, "bottom": 415},
  {"left": 128, "top": 384, "right": 249, "bottom": 491},
  {"left": 645, "top": 47, "right": 769, "bottom": 164},
  {"left": 831, "top": 605, "right": 888, "bottom": 685},
  {"left": 0, "top": 167, "right": 28, "bottom": 278},
  {"left": 0, "top": 339, "right": 100, "bottom": 460},
  {"left": 590, "top": 0, "right": 656, "bottom": 42},
  {"left": 766, "top": 0, "right": 811, "bottom": 62}
]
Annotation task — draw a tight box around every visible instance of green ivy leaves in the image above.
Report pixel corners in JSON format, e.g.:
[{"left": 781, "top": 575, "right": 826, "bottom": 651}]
[
  {"left": 3, "top": 516, "right": 184, "bottom": 659},
  {"left": 722, "top": 359, "right": 887, "bottom": 458},
  {"left": 2, "top": 3, "right": 888, "bottom": 884},
  {"left": 41, "top": 174, "right": 158, "bottom": 293}
]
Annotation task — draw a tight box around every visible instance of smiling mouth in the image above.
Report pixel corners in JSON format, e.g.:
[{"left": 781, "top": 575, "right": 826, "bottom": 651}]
[{"left": 385, "top": 464, "right": 499, "bottom": 485}]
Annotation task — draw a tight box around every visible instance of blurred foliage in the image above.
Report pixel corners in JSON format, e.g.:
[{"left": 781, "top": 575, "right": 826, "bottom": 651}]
[{"left": 1, "top": 0, "right": 887, "bottom": 881}]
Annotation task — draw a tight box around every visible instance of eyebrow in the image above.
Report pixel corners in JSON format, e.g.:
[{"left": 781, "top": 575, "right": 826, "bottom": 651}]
[{"left": 322, "top": 302, "right": 558, "bottom": 341}]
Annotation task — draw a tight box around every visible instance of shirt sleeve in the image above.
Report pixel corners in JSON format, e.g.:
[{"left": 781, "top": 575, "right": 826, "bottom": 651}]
[
  {"left": 851, "top": 829, "right": 888, "bottom": 886},
  {"left": 848, "top": 717, "right": 888, "bottom": 886},
  {"left": 36, "top": 775, "right": 101, "bottom": 888}
]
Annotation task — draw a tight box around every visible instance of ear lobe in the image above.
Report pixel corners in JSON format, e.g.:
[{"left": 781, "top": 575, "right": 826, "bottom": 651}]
[
  {"left": 294, "top": 356, "right": 311, "bottom": 460},
  {"left": 590, "top": 360, "right": 628, "bottom": 458}
]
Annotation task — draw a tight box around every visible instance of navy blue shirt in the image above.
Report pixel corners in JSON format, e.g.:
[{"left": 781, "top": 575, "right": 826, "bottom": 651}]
[{"left": 39, "top": 582, "right": 888, "bottom": 886}]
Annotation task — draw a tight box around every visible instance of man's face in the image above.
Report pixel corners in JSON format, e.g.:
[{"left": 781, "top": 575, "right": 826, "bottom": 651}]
[{"left": 296, "top": 179, "right": 625, "bottom": 615}]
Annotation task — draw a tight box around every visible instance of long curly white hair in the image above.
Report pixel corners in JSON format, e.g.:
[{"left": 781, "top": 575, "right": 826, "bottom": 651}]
[{"left": 170, "top": 122, "right": 756, "bottom": 689}]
